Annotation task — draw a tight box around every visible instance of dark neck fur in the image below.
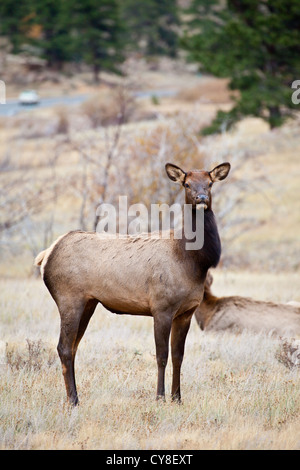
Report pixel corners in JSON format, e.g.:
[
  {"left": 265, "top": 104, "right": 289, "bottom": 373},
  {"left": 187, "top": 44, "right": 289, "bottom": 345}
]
[
  {"left": 201, "top": 209, "right": 221, "bottom": 269},
  {"left": 180, "top": 208, "right": 221, "bottom": 273}
]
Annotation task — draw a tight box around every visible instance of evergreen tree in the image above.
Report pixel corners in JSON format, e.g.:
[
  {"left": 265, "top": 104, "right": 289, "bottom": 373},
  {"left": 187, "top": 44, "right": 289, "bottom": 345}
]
[
  {"left": 120, "top": 0, "right": 180, "bottom": 58},
  {"left": 0, "top": 0, "right": 32, "bottom": 53},
  {"left": 182, "top": 0, "right": 300, "bottom": 133},
  {"left": 30, "top": 0, "right": 73, "bottom": 68},
  {"left": 72, "top": 0, "right": 125, "bottom": 83}
]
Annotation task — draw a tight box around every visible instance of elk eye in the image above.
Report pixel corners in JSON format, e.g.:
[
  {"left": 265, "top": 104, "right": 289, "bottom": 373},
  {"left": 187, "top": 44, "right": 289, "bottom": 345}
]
[
  {"left": 209, "top": 182, "right": 213, "bottom": 188},
  {"left": 185, "top": 183, "right": 190, "bottom": 188}
]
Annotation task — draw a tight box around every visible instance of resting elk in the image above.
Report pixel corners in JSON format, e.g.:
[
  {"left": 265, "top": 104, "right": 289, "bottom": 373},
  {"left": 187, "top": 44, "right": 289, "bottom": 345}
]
[
  {"left": 35, "top": 161, "right": 230, "bottom": 405},
  {"left": 195, "top": 272, "right": 300, "bottom": 337}
]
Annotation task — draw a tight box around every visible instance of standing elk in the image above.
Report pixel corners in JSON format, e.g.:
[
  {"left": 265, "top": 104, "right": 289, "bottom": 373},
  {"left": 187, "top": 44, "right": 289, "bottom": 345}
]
[
  {"left": 35, "top": 162, "right": 230, "bottom": 405},
  {"left": 195, "top": 272, "right": 300, "bottom": 336}
]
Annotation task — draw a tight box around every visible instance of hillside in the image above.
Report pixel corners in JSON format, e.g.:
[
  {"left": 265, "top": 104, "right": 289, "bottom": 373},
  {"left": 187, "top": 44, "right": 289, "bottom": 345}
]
[{"left": 0, "top": 58, "right": 299, "bottom": 278}]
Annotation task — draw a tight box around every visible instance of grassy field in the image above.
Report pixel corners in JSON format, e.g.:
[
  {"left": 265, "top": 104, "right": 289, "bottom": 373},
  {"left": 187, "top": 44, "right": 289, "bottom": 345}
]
[
  {"left": 1, "top": 59, "right": 300, "bottom": 450},
  {"left": 1, "top": 271, "right": 300, "bottom": 450}
]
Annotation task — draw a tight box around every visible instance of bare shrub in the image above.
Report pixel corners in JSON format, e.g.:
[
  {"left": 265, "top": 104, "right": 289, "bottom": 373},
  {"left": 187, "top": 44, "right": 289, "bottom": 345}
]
[
  {"left": 81, "top": 85, "right": 138, "bottom": 129},
  {"left": 16, "top": 114, "right": 57, "bottom": 139},
  {"left": 0, "top": 142, "right": 65, "bottom": 275},
  {"left": 177, "top": 78, "right": 237, "bottom": 104},
  {"left": 0, "top": 170, "right": 46, "bottom": 233},
  {"left": 71, "top": 118, "right": 125, "bottom": 230},
  {"left": 121, "top": 116, "right": 205, "bottom": 208},
  {"left": 6, "top": 339, "right": 56, "bottom": 372},
  {"left": 5, "top": 343, "right": 27, "bottom": 371},
  {"left": 55, "top": 106, "right": 69, "bottom": 135},
  {"left": 276, "top": 338, "right": 300, "bottom": 370},
  {"left": 68, "top": 113, "right": 203, "bottom": 231},
  {"left": 72, "top": 109, "right": 264, "bottom": 241}
]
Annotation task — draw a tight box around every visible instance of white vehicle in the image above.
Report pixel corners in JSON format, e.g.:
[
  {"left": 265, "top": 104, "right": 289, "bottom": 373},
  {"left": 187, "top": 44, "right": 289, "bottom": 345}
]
[{"left": 18, "top": 90, "right": 39, "bottom": 105}]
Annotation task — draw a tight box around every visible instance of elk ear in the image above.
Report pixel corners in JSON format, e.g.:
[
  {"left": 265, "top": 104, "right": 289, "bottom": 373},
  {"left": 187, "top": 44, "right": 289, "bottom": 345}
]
[
  {"left": 165, "top": 163, "right": 186, "bottom": 185},
  {"left": 209, "top": 162, "right": 231, "bottom": 182},
  {"left": 205, "top": 270, "right": 214, "bottom": 288}
]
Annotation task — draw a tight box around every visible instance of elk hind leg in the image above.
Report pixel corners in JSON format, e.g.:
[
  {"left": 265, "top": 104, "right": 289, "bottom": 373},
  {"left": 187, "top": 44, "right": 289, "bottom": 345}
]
[
  {"left": 74, "top": 299, "right": 98, "bottom": 352},
  {"left": 57, "top": 298, "right": 97, "bottom": 406}
]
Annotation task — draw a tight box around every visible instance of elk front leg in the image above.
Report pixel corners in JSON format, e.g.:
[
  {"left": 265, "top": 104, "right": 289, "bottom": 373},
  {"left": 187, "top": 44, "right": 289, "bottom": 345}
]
[
  {"left": 171, "top": 310, "right": 194, "bottom": 402},
  {"left": 153, "top": 313, "right": 173, "bottom": 400}
]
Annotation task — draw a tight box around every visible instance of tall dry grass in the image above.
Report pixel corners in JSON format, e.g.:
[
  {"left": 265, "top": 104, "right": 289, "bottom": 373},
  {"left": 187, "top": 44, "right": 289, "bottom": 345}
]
[{"left": 1, "top": 272, "right": 300, "bottom": 450}]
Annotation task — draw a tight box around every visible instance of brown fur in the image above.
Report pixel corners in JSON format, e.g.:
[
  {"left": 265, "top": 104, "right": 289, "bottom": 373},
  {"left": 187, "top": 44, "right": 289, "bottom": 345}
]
[
  {"left": 35, "top": 162, "right": 230, "bottom": 405},
  {"left": 194, "top": 272, "right": 300, "bottom": 336}
]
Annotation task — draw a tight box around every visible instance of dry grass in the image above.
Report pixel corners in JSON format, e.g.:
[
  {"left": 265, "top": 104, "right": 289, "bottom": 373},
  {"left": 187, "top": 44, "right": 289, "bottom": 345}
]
[
  {"left": 177, "top": 77, "right": 237, "bottom": 104},
  {"left": 1, "top": 272, "right": 300, "bottom": 450}
]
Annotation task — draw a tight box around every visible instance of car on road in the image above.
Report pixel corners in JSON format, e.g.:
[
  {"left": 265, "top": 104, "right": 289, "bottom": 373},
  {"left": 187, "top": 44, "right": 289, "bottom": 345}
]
[{"left": 18, "top": 90, "right": 40, "bottom": 105}]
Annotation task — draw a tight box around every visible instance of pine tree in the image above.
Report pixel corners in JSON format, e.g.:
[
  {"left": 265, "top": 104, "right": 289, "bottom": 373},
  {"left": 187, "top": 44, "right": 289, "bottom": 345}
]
[
  {"left": 120, "top": 0, "right": 180, "bottom": 58},
  {"left": 0, "top": 0, "right": 33, "bottom": 53},
  {"left": 182, "top": 0, "right": 300, "bottom": 133},
  {"left": 30, "top": 0, "right": 74, "bottom": 68},
  {"left": 72, "top": 0, "right": 125, "bottom": 83}
]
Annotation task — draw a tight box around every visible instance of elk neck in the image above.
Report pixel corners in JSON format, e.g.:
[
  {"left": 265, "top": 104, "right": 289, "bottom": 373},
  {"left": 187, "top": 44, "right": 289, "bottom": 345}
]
[
  {"left": 202, "top": 208, "right": 221, "bottom": 269},
  {"left": 179, "top": 207, "right": 221, "bottom": 274}
]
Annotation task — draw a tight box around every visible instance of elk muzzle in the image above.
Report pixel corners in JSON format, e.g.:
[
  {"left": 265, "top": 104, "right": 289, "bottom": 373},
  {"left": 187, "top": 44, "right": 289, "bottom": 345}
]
[{"left": 195, "top": 194, "right": 209, "bottom": 210}]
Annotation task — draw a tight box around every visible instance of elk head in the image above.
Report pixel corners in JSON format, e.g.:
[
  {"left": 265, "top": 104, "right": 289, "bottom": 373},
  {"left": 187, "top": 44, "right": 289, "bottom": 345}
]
[{"left": 165, "top": 162, "right": 231, "bottom": 210}]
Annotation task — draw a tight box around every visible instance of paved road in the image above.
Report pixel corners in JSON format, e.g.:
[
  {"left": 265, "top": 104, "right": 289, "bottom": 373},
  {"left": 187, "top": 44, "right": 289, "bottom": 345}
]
[
  {"left": 0, "top": 89, "right": 177, "bottom": 117},
  {"left": 0, "top": 94, "right": 90, "bottom": 117}
]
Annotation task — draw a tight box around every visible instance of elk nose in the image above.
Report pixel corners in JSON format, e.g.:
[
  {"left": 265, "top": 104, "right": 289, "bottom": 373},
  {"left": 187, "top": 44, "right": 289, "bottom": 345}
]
[{"left": 196, "top": 194, "right": 209, "bottom": 203}]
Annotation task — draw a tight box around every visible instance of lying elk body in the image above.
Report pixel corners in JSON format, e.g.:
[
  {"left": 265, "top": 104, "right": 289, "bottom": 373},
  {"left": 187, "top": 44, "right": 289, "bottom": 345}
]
[
  {"left": 35, "top": 162, "right": 230, "bottom": 405},
  {"left": 195, "top": 272, "right": 300, "bottom": 336}
]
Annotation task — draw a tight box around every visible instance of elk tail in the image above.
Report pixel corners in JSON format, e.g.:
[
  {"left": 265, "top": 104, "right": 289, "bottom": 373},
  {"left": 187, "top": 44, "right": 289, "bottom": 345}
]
[
  {"left": 34, "top": 250, "right": 47, "bottom": 267},
  {"left": 34, "top": 233, "right": 68, "bottom": 270}
]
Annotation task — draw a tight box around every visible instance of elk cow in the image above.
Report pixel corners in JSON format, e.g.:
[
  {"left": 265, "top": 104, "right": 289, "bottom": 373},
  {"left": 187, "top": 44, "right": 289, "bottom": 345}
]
[
  {"left": 35, "top": 162, "right": 230, "bottom": 405},
  {"left": 195, "top": 272, "right": 300, "bottom": 336}
]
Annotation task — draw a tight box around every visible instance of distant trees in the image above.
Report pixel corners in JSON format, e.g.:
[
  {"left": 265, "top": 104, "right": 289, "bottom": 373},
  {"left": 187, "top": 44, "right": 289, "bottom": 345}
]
[
  {"left": 2, "top": 0, "right": 299, "bottom": 134},
  {"left": 0, "top": 0, "right": 181, "bottom": 81},
  {"left": 120, "top": 0, "right": 180, "bottom": 58},
  {"left": 0, "top": 0, "right": 33, "bottom": 53},
  {"left": 29, "top": 0, "right": 74, "bottom": 68},
  {"left": 0, "top": 0, "right": 74, "bottom": 66},
  {"left": 71, "top": 0, "right": 125, "bottom": 83},
  {"left": 182, "top": 0, "right": 300, "bottom": 133}
]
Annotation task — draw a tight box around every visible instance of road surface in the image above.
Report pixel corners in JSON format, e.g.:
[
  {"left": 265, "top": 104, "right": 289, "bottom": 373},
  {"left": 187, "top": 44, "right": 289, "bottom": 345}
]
[{"left": 0, "top": 89, "right": 177, "bottom": 117}]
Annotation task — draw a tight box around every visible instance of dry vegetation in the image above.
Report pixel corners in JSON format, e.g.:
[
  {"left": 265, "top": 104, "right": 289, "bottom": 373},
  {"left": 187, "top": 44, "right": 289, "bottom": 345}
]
[
  {"left": 1, "top": 272, "right": 300, "bottom": 450},
  {"left": 1, "top": 58, "right": 300, "bottom": 449}
]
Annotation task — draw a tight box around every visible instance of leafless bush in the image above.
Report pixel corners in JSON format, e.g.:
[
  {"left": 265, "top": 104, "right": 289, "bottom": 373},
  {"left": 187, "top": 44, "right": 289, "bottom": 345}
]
[
  {"left": 6, "top": 339, "right": 56, "bottom": 372},
  {"left": 13, "top": 107, "right": 70, "bottom": 139},
  {"left": 71, "top": 83, "right": 140, "bottom": 230},
  {"left": 16, "top": 114, "right": 58, "bottom": 139},
  {"left": 177, "top": 78, "right": 235, "bottom": 104},
  {"left": 119, "top": 116, "right": 205, "bottom": 209},
  {"left": 0, "top": 140, "right": 67, "bottom": 277},
  {"left": 0, "top": 171, "right": 45, "bottom": 233},
  {"left": 81, "top": 85, "right": 138, "bottom": 129},
  {"left": 55, "top": 106, "right": 69, "bottom": 135},
  {"left": 71, "top": 108, "right": 267, "bottom": 244},
  {"left": 276, "top": 338, "right": 300, "bottom": 370}
]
